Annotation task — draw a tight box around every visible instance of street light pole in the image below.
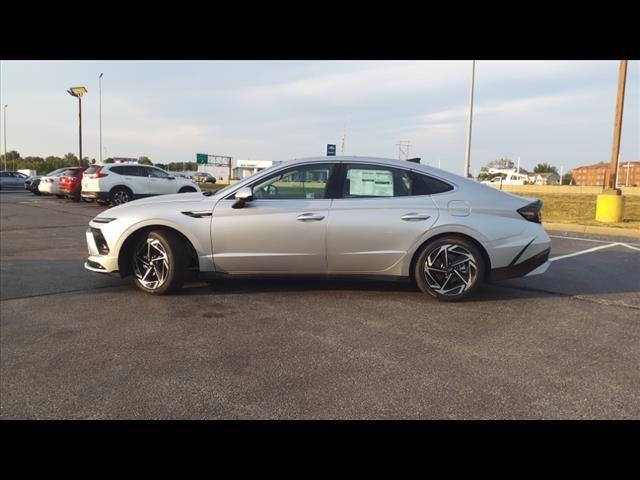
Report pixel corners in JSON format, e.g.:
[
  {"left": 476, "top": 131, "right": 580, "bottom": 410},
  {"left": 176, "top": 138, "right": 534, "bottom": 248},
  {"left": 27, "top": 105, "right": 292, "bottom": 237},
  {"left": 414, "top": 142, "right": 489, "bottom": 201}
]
[
  {"left": 2, "top": 105, "right": 6, "bottom": 171},
  {"left": 67, "top": 87, "right": 87, "bottom": 167},
  {"left": 78, "top": 95, "right": 83, "bottom": 166},
  {"left": 99, "top": 73, "right": 103, "bottom": 163},
  {"left": 463, "top": 60, "right": 476, "bottom": 179}
]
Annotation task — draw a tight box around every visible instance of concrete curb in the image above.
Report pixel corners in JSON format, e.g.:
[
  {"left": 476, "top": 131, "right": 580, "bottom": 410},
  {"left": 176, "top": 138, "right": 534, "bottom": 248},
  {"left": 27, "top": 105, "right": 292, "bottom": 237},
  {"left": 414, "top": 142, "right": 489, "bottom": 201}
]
[{"left": 543, "top": 222, "right": 640, "bottom": 238}]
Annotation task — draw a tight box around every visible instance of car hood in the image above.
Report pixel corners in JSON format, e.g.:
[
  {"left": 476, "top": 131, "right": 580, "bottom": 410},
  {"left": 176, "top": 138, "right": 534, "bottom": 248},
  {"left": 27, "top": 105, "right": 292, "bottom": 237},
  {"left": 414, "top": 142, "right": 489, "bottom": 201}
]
[{"left": 105, "top": 192, "right": 207, "bottom": 214}]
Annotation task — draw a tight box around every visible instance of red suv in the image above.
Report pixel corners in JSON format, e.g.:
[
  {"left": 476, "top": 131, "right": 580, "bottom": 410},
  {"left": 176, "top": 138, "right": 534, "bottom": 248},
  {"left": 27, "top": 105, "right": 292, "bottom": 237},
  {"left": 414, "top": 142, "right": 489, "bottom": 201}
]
[{"left": 58, "top": 167, "right": 87, "bottom": 201}]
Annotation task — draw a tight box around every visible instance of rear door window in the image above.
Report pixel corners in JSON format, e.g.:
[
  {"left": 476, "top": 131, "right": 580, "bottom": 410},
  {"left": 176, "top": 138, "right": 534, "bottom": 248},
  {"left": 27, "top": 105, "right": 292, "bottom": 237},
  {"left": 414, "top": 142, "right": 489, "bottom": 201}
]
[{"left": 343, "top": 164, "right": 413, "bottom": 198}]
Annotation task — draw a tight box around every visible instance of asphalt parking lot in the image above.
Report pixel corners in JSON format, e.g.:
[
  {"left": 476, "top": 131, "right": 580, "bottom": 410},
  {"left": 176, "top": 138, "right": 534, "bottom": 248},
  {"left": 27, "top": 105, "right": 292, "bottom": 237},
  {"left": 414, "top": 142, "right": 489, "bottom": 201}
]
[{"left": 1, "top": 190, "right": 639, "bottom": 419}]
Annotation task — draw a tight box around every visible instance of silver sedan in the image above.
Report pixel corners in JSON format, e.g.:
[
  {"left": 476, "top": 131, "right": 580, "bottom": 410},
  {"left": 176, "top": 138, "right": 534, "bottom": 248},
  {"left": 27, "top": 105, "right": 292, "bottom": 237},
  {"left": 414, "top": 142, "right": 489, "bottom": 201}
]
[{"left": 84, "top": 156, "right": 551, "bottom": 301}]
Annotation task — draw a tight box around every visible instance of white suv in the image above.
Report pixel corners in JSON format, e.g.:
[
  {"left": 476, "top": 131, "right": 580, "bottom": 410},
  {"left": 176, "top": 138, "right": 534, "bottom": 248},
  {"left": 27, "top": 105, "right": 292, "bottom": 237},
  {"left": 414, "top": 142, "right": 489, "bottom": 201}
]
[{"left": 81, "top": 163, "right": 200, "bottom": 206}]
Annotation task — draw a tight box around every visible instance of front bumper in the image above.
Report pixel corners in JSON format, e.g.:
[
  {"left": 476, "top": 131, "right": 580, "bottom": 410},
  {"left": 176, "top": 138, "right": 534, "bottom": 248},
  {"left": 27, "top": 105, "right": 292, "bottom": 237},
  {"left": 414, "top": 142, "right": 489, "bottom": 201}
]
[{"left": 85, "top": 227, "right": 119, "bottom": 273}]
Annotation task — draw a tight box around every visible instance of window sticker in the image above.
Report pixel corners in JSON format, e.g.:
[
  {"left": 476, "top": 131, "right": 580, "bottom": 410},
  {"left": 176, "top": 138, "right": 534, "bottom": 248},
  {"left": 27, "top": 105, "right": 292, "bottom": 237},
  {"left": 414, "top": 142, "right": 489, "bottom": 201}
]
[{"left": 348, "top": 169, "right": 394, "bottom": 197}]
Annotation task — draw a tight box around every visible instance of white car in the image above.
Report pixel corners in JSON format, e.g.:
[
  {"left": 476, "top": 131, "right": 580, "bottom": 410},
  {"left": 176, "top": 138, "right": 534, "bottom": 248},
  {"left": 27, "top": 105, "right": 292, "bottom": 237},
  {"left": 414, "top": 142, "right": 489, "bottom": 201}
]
[
  {"left": 81, "top": 163, "right": 200, "bottom": 206},
  {"left": 38, "top": 167, "right": 69, "bottom": 197},
  {"left": 84, "top": 156, "right": 551, "bottom": 300}
]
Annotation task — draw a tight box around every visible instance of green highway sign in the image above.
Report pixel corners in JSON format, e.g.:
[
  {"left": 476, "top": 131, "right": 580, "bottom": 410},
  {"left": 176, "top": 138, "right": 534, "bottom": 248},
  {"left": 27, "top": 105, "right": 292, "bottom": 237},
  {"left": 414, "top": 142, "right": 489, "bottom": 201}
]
[{"left": 196, "top": 153, "right": 208, "bottom": 164}]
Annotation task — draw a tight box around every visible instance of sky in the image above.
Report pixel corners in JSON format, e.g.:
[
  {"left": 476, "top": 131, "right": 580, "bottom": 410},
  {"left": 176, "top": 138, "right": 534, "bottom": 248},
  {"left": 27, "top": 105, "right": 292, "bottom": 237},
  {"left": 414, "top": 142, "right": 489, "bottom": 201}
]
[{"left": 0, "top": 60, "right": 638, "bottom": 175}]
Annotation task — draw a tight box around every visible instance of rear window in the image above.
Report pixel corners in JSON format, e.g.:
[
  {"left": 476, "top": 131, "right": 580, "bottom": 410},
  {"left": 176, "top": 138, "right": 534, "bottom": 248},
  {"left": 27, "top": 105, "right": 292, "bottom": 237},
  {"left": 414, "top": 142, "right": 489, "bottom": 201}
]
[
  {"left": 84, "top": 166, "right": 101, "bottom": 175},
  {"left": 60, "top": 168, "right": 81, "bottom": 176}
]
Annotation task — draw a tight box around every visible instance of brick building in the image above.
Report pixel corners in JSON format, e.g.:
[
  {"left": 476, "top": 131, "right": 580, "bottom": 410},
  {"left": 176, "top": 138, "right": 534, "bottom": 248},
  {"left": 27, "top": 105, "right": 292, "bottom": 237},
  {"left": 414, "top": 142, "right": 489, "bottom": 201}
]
[{"left": 571, "top": 161, "right": 640, "bottom": 186}]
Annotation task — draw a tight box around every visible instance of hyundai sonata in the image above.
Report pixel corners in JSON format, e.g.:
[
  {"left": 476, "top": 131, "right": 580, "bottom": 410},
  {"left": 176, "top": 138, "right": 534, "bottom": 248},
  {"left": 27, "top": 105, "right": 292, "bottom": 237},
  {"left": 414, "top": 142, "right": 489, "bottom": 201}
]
[{"left": 84, "top": 156, "right": 551, "bottom": 301}]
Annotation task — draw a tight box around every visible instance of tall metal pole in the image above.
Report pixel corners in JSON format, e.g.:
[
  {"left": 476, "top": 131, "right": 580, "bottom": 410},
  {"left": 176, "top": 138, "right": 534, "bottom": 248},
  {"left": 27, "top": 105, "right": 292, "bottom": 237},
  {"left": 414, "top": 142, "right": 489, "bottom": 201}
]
[
  {"left": 608, "top": 60, "right": 628, "bottom": 190},
  {"left": 3, "top": 105, "right": 6, "bottom": 171},
  {"left": 78, "top": 96, "right": 83, "bottom": 166},
  {"left": 463, "top": 60, "right": 476, "bottom": 178},
  {"left": 99, "top": 73, "right": 103, "bottom": 163}
]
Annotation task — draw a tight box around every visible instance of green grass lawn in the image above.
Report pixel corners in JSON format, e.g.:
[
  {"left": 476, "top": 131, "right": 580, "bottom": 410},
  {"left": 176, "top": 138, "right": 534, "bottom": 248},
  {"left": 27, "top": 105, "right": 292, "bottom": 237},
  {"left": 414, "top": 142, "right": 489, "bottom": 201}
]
[
  {"left": 199, "top": 183, "right": 227, "bottom": 192},
  {"left": 511, "top": 193, "right": 640, "bottom": 230}
]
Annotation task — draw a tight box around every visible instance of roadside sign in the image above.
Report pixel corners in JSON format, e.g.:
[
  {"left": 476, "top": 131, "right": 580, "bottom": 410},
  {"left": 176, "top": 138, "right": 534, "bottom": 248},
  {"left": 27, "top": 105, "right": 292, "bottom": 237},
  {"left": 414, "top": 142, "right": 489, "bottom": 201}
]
[
  {"left": 196, "top": 153, "right": 208, "bottom": 164},
  {"left": 326, "top": 144, "right": 336, "bottom": 156}
]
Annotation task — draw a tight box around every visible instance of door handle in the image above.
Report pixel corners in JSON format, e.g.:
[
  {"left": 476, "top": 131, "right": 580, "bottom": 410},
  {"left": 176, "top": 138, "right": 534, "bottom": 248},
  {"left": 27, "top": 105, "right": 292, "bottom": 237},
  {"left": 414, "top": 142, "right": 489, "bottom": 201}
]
[
  {"left": 297, "top": 213, "right": 325, "bottom": 221},
  {"left": 401, "top": 213, "right": 431, "bottom": 221}
]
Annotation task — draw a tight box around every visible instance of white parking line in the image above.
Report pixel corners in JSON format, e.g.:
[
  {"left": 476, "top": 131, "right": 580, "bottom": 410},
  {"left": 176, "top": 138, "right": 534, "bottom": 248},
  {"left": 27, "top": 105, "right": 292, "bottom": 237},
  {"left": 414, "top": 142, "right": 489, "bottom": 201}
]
[
  {"left": 549, "top": 243, "right": 621, "bottom": 262},
  {"left": 549, "top": 234, "right": 640, "bottom": 247}
]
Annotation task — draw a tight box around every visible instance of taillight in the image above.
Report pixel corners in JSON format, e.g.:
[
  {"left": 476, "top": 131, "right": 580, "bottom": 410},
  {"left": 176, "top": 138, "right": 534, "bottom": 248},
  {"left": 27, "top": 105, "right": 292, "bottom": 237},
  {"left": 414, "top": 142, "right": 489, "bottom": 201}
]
[
  {"left": 517, "top": 200, "right": 543, "bottom": 224},
  {"left": 88, "top": 167, "right": 108, "bottom": 179}
]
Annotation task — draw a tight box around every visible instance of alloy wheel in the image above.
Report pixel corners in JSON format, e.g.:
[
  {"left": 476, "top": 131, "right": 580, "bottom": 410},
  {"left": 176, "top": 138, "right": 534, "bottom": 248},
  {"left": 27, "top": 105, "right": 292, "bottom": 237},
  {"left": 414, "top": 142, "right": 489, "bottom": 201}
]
[
  {"left": 133, "top": 238, "right": 170, "bottom": 290},
  {"left": 423, "top": 244, "right": 478, "bottom": 296},
  {"left": 113, "top": 190, "right": 130, "bottom": 205}
]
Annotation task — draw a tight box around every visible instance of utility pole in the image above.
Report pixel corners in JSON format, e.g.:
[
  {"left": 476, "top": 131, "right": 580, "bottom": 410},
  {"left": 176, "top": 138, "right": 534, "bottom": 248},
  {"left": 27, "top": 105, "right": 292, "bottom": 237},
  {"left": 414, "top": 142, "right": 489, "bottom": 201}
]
[
  {"left": 463, "top": 60, "right": 476, "bottom": 179},
  {"left": 397, "top": 140, "right": 411, "bottom": 160},
  {"left": 608, "top": 60, "right": 628, "bottom": 190},
  {"left": 99, "top": 73, "right": 103, "bottom": 163},
  {"left": 341, "top": 123, "right": 346, "bottom": 155}
]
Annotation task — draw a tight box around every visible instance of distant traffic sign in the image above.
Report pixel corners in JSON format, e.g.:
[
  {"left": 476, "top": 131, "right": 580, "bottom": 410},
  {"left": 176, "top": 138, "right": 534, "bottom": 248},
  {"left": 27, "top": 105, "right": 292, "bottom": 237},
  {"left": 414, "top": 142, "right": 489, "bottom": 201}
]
[
  {"left": 196, "top": 153, "right": 208, "bottom": 164},
  {"left": 326, "top": 144, "right": 336, "bottom": 156}
]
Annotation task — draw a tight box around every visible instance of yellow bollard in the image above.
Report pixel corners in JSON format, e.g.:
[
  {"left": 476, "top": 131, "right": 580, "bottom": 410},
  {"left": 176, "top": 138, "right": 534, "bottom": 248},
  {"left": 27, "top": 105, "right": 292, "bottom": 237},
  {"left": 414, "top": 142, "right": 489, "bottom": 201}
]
[{"left": 596, "top": 191, "right": 625, "bottom": 223}]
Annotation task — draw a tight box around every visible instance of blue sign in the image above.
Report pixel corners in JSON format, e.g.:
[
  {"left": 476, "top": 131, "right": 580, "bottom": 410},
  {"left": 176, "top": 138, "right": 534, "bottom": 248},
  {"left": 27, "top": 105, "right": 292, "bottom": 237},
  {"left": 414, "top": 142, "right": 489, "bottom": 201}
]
[{"left": 326, "top": 144, "right": 336, "bottom": 156}]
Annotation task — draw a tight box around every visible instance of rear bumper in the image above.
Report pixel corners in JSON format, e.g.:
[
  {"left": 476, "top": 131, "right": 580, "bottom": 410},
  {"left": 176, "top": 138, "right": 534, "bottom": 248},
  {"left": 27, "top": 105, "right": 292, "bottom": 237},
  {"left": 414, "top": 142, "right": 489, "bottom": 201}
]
[
  {"left": 81, "top": 191, "right": 109, "bottom": 202},
  {"left": 489, "top": 248, "right": 551, "bottom": 281},
  {"left": 60, "top": 187, "right": 80, "bottom": 196}
]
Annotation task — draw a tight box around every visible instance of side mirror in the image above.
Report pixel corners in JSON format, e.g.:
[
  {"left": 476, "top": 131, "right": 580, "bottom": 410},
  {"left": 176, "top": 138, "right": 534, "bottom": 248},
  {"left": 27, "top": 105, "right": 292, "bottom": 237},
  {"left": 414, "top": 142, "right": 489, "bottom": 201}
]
[{"left": 232, "top": 187, "right": 253, "bottom": 209}]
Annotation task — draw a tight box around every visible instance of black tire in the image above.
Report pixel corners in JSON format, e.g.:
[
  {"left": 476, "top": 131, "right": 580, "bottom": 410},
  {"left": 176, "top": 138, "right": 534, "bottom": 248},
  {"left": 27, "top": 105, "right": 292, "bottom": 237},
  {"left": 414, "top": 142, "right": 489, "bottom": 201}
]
[
  {"left": 414, "top": 236, "right": 485, "bottom": 302},
  {"left": 110, "top": 186, "right": 133, "bottom": 206},
  {"left": 131, "top": 230, "right": 189, "bottom": 295},
  {"left": 33, "top": 190, "right": 42, "bottom": 195},
  {"left": 55, "top": 194, "right": 65, "bottom": 199},
  {"left": 178, "top": 186, "right": 197, "bottom": 193}
]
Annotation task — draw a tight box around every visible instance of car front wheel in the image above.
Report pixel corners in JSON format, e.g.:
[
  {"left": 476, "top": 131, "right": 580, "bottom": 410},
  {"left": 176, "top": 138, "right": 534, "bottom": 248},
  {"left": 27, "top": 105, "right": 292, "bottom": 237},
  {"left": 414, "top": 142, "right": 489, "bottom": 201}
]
[
  {"left": 131, "top": 230, "right": 189, "bottom": 295},
  {"left": 414, "top": 236, "right": 485, "bottom": 302}
]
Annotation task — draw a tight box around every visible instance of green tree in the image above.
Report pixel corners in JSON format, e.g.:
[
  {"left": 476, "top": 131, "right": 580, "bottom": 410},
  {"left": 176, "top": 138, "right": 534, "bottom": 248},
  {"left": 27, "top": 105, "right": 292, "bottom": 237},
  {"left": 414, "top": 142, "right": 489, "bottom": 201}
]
[
  {"left": 138, "top": 156, "right": 153, "bottom": 165},
  {"left": 533, "top": 163, "right": 558, "bottom": 175},
  {"left": 63, "top": 152, "right": 79, "bottom": 165},
  {"left": 486, "top": 157, "right": 515, "bottom": 170},
  {"left": 562, "top": 172, "right": 573, "bottom": 185}
]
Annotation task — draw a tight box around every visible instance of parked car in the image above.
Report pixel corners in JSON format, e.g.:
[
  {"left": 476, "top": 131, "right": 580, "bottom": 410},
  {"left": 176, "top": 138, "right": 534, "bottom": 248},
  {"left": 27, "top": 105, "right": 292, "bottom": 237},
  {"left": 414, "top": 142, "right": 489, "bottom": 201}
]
[
  {"left": 0, "top": 171, "right": 29, "bottom": 190},
  {"left": 58, "top": 167, "right": 87, "bottom": 201},
  {"left": 80, "top": 163, "right": 200, "bottom": 206},
  {"left": 84, "top": 156, "right": 551, "bottom": 299},
  {"left": 38, "top": 167, "right": 71, "bottom": 197},
  {"left": 24, "top": 175, "right": 42, "bottom": 194},
  {"left": 192, "top": 172, "right": 217, "bottom": 184}
]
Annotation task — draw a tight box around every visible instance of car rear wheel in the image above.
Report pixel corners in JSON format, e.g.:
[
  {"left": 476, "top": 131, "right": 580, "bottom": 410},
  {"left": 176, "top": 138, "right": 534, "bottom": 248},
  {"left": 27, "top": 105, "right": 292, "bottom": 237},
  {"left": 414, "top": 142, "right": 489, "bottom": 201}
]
[
  {"left": 55, "top": 194, "right": 65, "bottom": 199},
  {"left": 414, "top": 236, "right": 485, "bottom": 302},
  {"left": 131, "top": 230, "right": 189, "bottom": 295},
  {"left": 110, "top": 187, "right": 132, "bottom": 206}
]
